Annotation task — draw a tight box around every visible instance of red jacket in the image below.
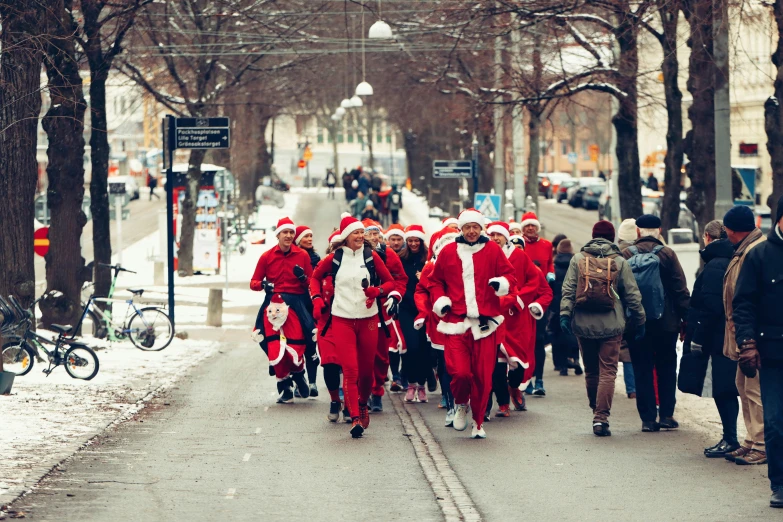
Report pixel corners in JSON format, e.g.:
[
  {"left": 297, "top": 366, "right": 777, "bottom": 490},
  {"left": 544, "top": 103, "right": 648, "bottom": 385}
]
[
  {"left": 250, "top": 244, "right": 313, "bottom": 294},
  {"left": 415, "top": 262, "right": 447, "bottom": 349},
  {"left": 383, "top": 246, "right": 408, "bottom": 299},
  {"left": 524, "top": 236, "right": 554, "bottom": 278}
]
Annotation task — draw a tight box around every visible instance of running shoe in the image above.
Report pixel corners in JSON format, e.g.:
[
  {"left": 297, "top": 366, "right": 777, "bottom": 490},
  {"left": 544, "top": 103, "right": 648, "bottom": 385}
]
[
  {"left": 390, "top": 377, "right": 403, "bottom": 393},
  {"left": 426, "top": 369, "right": 438, "bottom": 392},
  {"left": 471, "top": 423, "right": 487, "bottom": 439},
  {"left": 445, "top": 408, "right": 455, "bottom": 427},
  {"left": 533, "top": 379, "right": 546, "bottom": 397},
  {"left": 417, "top": 386, "right": 428, "bottom": 403},
  {"left": 438, "top": 396, "right": 448, "bottom": 409},
  {"left": 359, "top": 403, "right": 370, "bottom": 429},
  {"left": 309, "top": 383, "right": 319, "bottom": 398},
  {"left": 350, "top": 419, "right": 364, "bottom": 438},
  {"left": 328, "top": 401, "right": 342, "bottom": 422},
  {"left": 405, "top": 385, "right": 417, "bottom": 402},
  {"left": 524, "top": 382, "right": 534, "bottom": 395},
  {"left": 370, "top": 394, "right": 383, "bottom": 412},
  {"left": 292, "top": 371, "right": 310, "bottom": 399},
  {"left": 453, "top": 404, "right": 470, "bottom": 431},
  {"left": 509, "top": 386, "right": 527, "bottom": 411},
  {"left": 343, "top": 407, "right": 352, "bottom": 423},
  {"left": 277, "top": 387, "right": 294, "bottom": 404},
  {"left": 495, "top": 405, "right": 510, "bottom": 417}
]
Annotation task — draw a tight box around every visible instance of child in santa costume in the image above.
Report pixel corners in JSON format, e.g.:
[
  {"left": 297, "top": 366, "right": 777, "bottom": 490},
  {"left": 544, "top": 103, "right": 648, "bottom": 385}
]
[
  {"left": 253, "top": 294, "right": 310, "bottom": 403},
  {"left": 362, "top": 219, "right": 407, "bottom": 413},
  {"left": 428, "top": 208, "right": 517, "bottom": 439},
  {"left": 485, "top": 221, "right": 549, "bottom": 417},
  {"left": 310, "top": 214, "right": 396, "bottom": 438},
  {"left": 416, "top": 227, "right": 459, "bottom": 425}
]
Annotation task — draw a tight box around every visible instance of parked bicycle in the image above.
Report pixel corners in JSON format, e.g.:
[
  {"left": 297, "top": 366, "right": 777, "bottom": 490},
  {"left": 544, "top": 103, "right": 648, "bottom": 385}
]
[
  {"left": 1, "top": 295, "right": 99, "bottom": 380},
  {"left": 77, "top": 263, "right": 174, "bottom": 351}
]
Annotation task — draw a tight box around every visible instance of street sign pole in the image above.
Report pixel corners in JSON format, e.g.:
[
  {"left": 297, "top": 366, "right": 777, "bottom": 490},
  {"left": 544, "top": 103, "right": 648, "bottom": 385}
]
[
  {"left": 472, "top": 139, "right": 479, "bottom": 197},
  {"left": 164, "top": 115, "right": 176, "bottom": 328},
  {"left": 115, "top": 195, "right": 123, "bottom": 265}
]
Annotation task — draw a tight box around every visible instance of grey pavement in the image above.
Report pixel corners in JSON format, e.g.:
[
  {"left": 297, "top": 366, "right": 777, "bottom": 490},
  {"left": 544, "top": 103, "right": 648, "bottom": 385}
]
[{"left": 10, "top": 189, "right": 776, "bottom": 521}]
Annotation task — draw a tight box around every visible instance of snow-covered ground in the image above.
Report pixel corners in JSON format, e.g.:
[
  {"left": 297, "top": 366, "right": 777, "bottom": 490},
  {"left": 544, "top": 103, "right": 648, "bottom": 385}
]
[{"left": 0, "top": 191, "right": 300, "bottom": 505}]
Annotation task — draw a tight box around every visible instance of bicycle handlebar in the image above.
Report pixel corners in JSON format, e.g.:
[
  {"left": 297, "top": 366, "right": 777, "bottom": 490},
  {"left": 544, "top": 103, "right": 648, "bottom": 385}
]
[{"left": 97, "top": 263, "right": 136, "bottom": 274}]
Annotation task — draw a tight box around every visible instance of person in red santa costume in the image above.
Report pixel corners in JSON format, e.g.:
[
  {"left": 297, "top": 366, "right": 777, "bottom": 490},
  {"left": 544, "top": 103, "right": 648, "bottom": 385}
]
[
  {"left": 428, "top": 208, "right": 517, "bottom": 439},
  {"left": 416, "top": 226, "right": 460, "bottom": 425},
  {"left": 361, "top": 219, "right": 407, "bottom": 413},
  {"left": 310, "top": 214, "right": 396, "bottom": 438},
  {"left": 383, "top": 223, "right": 409, "bottom": 392},
  {"left": 485, "top": 221, "right": 552, "bottom": 417},
  {"left": 250, "top": 217, "right": 315, "bottom": 402},
  {"left": 385, "top": 223, "right": 406, "bottom": 254}
]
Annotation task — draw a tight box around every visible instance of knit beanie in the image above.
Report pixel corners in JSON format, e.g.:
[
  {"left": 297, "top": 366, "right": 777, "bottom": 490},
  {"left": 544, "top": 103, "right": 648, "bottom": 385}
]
[
  {"left": 557, "top": 239, "right": 574, "bottom": 254},
  {"left": 723, "top": 205, "right": 755, "bottom": 232},
  {"left": 592, "top": 220, "right": 616, "bottom": 242},
  {"left": 617, "top": 218, "right": 638, "bottom": 243}
]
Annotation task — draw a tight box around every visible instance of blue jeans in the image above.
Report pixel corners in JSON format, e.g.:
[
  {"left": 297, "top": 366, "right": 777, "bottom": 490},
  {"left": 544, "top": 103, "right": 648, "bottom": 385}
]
[
  {"left": 623, "top": 362, "right": 636, "bottom": 394},
  {"left": 760, "top": 364, "right": 783, "bottom": 490}
]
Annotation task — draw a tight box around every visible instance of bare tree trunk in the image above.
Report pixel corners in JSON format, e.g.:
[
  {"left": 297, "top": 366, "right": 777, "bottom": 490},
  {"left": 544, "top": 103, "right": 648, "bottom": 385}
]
[
  {"left": 40, "top": 0, "right": 90, "bottom": 328},
  {"left": 527, "top": 107, "right": 541, "bottom": 210},
  {"left": 366, "top": 109, "right": 375, "bottom": 170},
  {"left": 0, "top": 0, "right": 47, "bottom": 370},
  {"left": 766, "top": 0, "right": 783, "bottom": 210},
  {"left": 659, "top": 1, "right": 685, "bottom": 235},
  {"left": 252, "top": 114, "right": 272, "bottom": 200},
  {"left": 177, "top": 148, "right": 207, "bottom": 276}
]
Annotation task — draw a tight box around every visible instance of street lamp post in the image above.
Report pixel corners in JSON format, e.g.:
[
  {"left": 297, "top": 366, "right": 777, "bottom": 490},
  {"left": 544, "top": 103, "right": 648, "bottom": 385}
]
[{"left": 472, "top": 138, "right": 479, "bottom": 197}]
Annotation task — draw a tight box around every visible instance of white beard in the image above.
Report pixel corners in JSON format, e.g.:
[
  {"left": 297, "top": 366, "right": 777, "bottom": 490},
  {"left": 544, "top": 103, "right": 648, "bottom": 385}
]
[{"left": 266, "top": 302, "right": 289, "bottom": 331}]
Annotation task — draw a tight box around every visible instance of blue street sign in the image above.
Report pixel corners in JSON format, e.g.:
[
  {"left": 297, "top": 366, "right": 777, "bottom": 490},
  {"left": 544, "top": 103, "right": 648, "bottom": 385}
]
[
  {"left": 567, "top": 152, "right": 578, "bottom": 165},
  {"left": 474, "top": 193, "right": 502, "bottom": 221}
]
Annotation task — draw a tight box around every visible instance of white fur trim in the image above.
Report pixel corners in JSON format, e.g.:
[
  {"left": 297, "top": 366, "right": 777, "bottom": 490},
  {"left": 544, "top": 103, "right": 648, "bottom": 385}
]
[
  {"left": 498, "top": 343, "right": 530, "bottom": 370},
  {"left": 436, "top": 316, "right": 504, "bottom": 340},
  {"left": 529, "top": 302, "right": 544, "bottom": 320},
  {"left": 458, "top": 209, "right": 484, "bottom": 229},
  {"left": 433, "top": 232, "right": 459, "bottom": 256},
  {"left": 340, "top": 212, "right": 352, "bottom": 219},
  {"left": 442, "top": 218, "right": 459, "bottom": 228},
  {"left": 487, "top": 224, "right": 510, "bottom": 240},
  {"left": 433, "top": 296, "right": 452, "bottom": 317},
  {"left": 455, "top": 242, "right": 485, "bottom": 318},
  {"left": 516, "top": 296, "right": 525, "bottom": 310},
  {"left": 285, "top": 345, "right": 303, "bottom": 367},
  {"left": 340, "top": 221, "right": 364, "bottom": 240},
  {"left": 503, "top": 243, "right": 515, "bottom": 259},
  {"left": 404, "top": 230, "right": 426, "bottom": 241},
  {"left": 268, "top": 341, "right": 286, "bottom": 366},
  {"left": 385, "top": 229, "right": 405, "bottom": 239},
  {"left": 437, "top": 319, "right": 470, "bottom": 336},
  {"left": 414, "top": 318, "right": 425, "bottom": 330},
  {"left": 275, "top": 223, "right": 296, "bottom": 235},
  {"left": 508, "top": 222, "right": 523, "bottom": 232},
  {"left": 295, "top": 228, "right": 313, "bottom": 245},
  {"left": 387, "top": 291, "right": 402, "bottom": 301},
  {"left": 489, "top": 276, "right": 510, "bottom": 297},
  {"left": 520, "top": 218, "right": 541, "bottom": 231}
]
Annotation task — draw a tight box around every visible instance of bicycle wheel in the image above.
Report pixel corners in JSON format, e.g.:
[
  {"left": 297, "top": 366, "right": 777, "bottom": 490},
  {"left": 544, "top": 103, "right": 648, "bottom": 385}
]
[
  {"left": 128, "top": 307, "right": 174, "bottom": 351},
  {"left": 2, "top": 342, "right": 35, "bottom": 376},
  {"left": 80, "top": 309, "right": 107, "bottom": 339},
  {"left": 63, "top": 344, "right": 99, "bottom": 380}
]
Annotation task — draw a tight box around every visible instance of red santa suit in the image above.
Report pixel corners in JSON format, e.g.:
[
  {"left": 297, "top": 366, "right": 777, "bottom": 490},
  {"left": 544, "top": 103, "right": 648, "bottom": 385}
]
[
  {"left": 520, "top": 211, "right": 554, "bottom": 281},
  {"left": 429, "top": 213, "right": 516, "bottom": 431},
  {"left": 254, "top": 294, "right": 307, "bottom": 381},
  {"left": 497, "top": 243, "right": 541, "bottom": 371}
]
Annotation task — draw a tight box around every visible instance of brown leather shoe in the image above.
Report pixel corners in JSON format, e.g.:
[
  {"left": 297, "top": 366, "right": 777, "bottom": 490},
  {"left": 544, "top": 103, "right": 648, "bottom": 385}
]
[
  {"left": 735, "top": 449, "right": 767, "bottom": 465},
  {"left": 725, "top": 446, "right": 752, "bottom": 462}
]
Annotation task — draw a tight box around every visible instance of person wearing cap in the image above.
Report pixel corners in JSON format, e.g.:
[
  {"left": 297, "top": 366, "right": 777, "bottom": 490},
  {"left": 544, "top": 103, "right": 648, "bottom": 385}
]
[
  {"left": 561, "top": 220, "right": 645, "bottom": 436},
  {"left": 486, "top": 221, "right": 550, "bottom": 417},
  {"left": 519, "top": 211, "right": 555, "bottom": 282},
  {"left": 719, "top": 204, "right": 768, "bottom": 465},
  {"left": 621, "top": 214, "right": 691, "bottom": 433},
  {"left": 250, "top": 217, "right": 316, "bottom": 401},
  {"left": 384, "top": 222, "right": 408, "bottom": 390},
  {"left": 442, "top": 217, "right": 460, "bottom": 231},
  {"left": 428, "top": 208, "right": 517, "bottom": 439},
  {"left": 363, "top": 219, "right": 407, "bottom": 412},
  {"left": 385, "top": 224, "right": 406, "bottom": 253},
  {"left": 617, "top": 218, "right": 639, "bottom": 399},
  {"left": 508, "top": 220, "right": 523, "bottom": 237},
  {"left": 293, "top": 225, "right": 322, "bottom": 395},
  {"left": 360, "top": 199, "right": 380, "bottom": 221},
  {"left": 310, "top": 214, "right": 396, "bottom": 438},
  {"left": 732, "top": 195, "right": 783, "bottom": 507}
]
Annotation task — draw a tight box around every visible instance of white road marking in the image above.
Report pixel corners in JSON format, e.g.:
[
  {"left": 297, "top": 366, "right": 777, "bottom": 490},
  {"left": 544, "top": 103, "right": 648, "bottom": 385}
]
[
  {"left": 243, "top": 453, "right": 252, "bottom": 462},
  {"left": 255, "top": 428, "right": 261, "bottom": 434},
  {"left": 391, "top": 395, "right": 482, "bottom": 522},
  {"left": 225, "top": 488, "right": 236, "bottom": 499}
]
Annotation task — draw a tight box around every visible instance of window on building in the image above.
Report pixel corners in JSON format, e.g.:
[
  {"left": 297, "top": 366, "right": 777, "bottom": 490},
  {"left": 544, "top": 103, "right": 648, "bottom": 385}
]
[
  {"left": 561, "top": 140, "right": 568, "bottom": 155},
  {"left": 377, "top": 121, "right": 383, "bottom": 144},
  {"left": 347, "top": 117, "right": 354, "bottom": 143},
  {"left": 581, "top": 140, "right": 589, "bottom": 159},
  {"left": 317, "top": 124, "right": 324, "bottom": 144}
]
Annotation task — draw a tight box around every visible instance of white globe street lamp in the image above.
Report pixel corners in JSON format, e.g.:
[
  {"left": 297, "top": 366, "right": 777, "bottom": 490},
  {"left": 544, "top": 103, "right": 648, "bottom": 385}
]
[
  {"left": 340, "top": 98, "right": 352, "bottom": 109},
  {"left": 368, "top": 20, "right": 393, "bottom": 39},
  {"left": 355, "top": 81, "right": 374, "bottom": 96},
  {"left": 350, "top": 95, "right": 364, "bottom": 107},
  {"left": 335, "top": 106, "right": 346, "bottom": 117}
]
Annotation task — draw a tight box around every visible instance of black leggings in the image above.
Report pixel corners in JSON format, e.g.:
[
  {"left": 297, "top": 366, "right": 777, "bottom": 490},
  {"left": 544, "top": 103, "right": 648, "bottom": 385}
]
[
  {"left": 389, "top": 351, "right": 402, "bottom": 378},
  {"left": 715, "top": 394, "right": 740, "bottom": 445},
  {"left": 492, "top": 363, "right": 510, "bottom": 407},
  {"left": 323, "top": 363, "right": 341, "bottom": 392},
  {"left": 435, "top": 350, "right": 453, "bottom": 409},
  {"left": 534, "top": 337, "right": 546, "bottom": 380},
  {"left": 402, "top": 329, "right": 431, "bottom": 385}
]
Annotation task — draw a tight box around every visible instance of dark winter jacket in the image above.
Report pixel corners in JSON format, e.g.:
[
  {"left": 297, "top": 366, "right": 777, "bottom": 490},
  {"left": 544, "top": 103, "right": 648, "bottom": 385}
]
[
  {"left": 548, "top": 252, "right": 573, "bottom": 332},
  {"left": 732, "top": 225, "right": 783, "bottom": 362},
  {"left": 621, "top": 236, "right": 690, "bottom": 332},
  {"left": 304, "top": 247, "right": 321, "bottom": 270},
  {"left": 400, "top": 250, "right": 427, "bottom": 310}
]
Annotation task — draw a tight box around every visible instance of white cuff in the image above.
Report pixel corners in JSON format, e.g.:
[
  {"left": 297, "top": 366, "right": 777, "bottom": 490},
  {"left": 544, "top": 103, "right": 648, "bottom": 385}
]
[
  {"left": 529, "top": 302, "right": 544, "bottom": 320},
  {"left": 489, "top": 276, "right": 510, "bottom": 297},
  {"left": 414, "top": 318, "right": 425, "bottom": 330},
  {"left": 516, "top": 296, "right": 525, "bottom": 311},
  {"left": 433, "top": 296, "right": 452, "bottom": 317}
]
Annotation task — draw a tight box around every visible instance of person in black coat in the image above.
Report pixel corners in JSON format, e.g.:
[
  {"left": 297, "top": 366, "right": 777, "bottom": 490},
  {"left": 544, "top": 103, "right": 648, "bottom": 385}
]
[
  {"left": 678, "top": 220, "right": 739, "bottom": 457},
  {"left": 398, "top": 234, "right": 430, "bottom": 402},
  {"left": 732, "top": 195, "right": 783, "bottom": 508},
  {"left": 548, "top": 239, "right": 582, "bottom": 375}
]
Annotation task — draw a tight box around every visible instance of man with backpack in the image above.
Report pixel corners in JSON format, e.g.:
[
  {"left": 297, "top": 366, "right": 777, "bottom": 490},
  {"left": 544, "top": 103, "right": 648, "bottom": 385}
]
[
  {"left": 560, "top": 220, "right": 646, "bottom": 436},
  {"left": 622, "top": 214, "right": 691, "bottom": 432},
  {"left": 388, "top": 185, "right": 403, "bottom": 224}
]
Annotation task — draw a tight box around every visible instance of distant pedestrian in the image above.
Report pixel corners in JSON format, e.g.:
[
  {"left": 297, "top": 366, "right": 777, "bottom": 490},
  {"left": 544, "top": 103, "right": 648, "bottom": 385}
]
[
  {"left": 646, "top": 172, "right": 659, "bottom": 191},
  {"left": 360, "top": 200, "right": 380, "bottom": 221},
  {"left": 351, "top": 190, "right": 366, "bottom": 218},
  {"left": 622, "top": 214, "right": 690, "bottom": 433},
  {"left": 722, "top": 204, "right": 767, "bottom": 465},
  {"left": 732, "top": 195, "right": 783, "bottom": 508},
  {"left": 560, "top": 220, "right": 646, "bottom": 436},
  {"left": 617, "top": 218, "right": 639, "bottom": 398},
  {"left": 388, "top": 185, "right": 403, "bottom": 224},
  {"left": 148, "top": 173, "right": 160, "bottom": 201},
  {"left": 325, "top": 169, "right": 337, "bottom": 199},
  {"left": 549, "top": 239, "right": 582, "bottom": 376}
]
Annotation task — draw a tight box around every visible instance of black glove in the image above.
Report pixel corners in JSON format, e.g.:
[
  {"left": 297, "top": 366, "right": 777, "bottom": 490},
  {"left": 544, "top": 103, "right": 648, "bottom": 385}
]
[
  {"left": 634, "top": 323, "right": 646, "bottom": 341},
  {"left": 489, "top": 280, "right": 500, "bottom": 292},
  {"left": 293, "top": 265, "right": 306, "bottom": 282},
  {"left": 385, "top": 296, "right": 400, "bottom": 318},
  {"left": 441, "top": 305, "right": 451, "bottom": 315}
]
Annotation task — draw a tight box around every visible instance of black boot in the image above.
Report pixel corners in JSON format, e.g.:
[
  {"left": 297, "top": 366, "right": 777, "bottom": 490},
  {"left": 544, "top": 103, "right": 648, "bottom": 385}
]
[
  {"left": 704, "top": 439, "right": 740, "bottom": 458},
  {"left": 771, "top": 487, "right": 783, "bottom": 508},
  {"left": 276, "top": 378, "right": 294, "bottom": 404},
  {"left": 292, "top": 371, "right": 310, "bottom": 399}
]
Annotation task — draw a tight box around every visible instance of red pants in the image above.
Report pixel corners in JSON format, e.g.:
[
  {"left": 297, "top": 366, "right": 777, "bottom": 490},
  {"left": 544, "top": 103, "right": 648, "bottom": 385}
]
[
  {"left": 273, "top": 352, "right": 304, "bottom": 381},
  {"left": 331, "top": 316, "right": 378, "bottom": 418},
  {"left": 444, "top": 331, "right": 497, "bottom": 428},
  {"left": 372, "top": 326, "right": 391, "bottom": 397}
]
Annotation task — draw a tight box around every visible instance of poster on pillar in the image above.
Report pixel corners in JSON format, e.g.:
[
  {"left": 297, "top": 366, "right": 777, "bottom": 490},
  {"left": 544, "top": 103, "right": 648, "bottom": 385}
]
[{"left": 194, "top": 190, "right": 220, "bottom": 273}]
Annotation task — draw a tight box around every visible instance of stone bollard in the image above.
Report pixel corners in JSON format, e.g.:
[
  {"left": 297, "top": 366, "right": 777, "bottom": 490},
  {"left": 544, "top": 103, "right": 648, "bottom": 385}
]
[
  {"left": 206, "top": 288, "right": 223, "bottom": 327},
  {"left": 154, "top": 261, "right": 165, "bottom": 285}
]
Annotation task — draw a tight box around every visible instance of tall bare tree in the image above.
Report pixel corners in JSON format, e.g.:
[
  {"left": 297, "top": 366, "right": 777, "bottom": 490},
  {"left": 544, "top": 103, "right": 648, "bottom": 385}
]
[{"left": 766, "top": 0, "right": 783, "bottom": 210}]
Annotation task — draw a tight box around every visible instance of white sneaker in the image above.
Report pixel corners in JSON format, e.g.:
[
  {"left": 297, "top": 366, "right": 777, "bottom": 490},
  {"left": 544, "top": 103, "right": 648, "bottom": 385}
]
[
  {"left": 453, "top": 404, "right": 469, "bottom": 431},
  {"left": 444, "top": 408, "right": 455, "bottom": 427},
  {"left": 471, "top": 423, "right": 486, "bottom": 439}
]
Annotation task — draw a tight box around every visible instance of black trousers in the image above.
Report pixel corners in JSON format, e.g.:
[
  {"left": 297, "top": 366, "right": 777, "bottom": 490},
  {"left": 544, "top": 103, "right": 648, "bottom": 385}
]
[
  {"left": 628, "top": 329, "right": 679, "bottom": 422},
  {"left": 714, "top": 394, "right": 739, "bottom": 445},
  {"left": 391, "top": 209, "right": 399, "bottom": 224},
  {"left": 491, "top": 362, "right": 510, "bottom": 407},
  {"left": 534, "top": 337, "right": 547, "bottom": 380}
]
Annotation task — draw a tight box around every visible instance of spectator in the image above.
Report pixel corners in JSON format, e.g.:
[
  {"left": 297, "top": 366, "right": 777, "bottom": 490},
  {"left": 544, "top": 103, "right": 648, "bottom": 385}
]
[
  {"left": 722, "top": 204, "right": 768, "bottom": 465},
  {"left": 646, "top": 172, "right": 659, "bottom": 191},
  {"left": 351, "top": 191, "right": 367, "bottom": 218},
  {"left": 360, "top": 200, "right": 380, "bottom": 221},
  {"left": 325, "top": 169, "right": 337, "bottom": 200},
  {"left": 148, "top": 172, "right": 160, "bottom": 201},
  {"left": 622, "top": 214, "right": 690, "bottom": 433},
  {"left": 732, "top": 195, "right": 783, "bottom": 508},
  {"left": 560, "top": 220, "right": 646, "bottom": 436},
  {"left": 549, "top": 239, "right": 582, "bottom": 376},
  {"left": 617, "top": 218, "right": 638, "bottom": 398},
  {"left": 388, "top": 185, "right": 403, "bottom": 224}
]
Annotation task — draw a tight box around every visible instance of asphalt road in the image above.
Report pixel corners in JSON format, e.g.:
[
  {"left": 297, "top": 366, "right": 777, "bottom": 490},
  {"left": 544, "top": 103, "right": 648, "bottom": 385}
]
[
  {"left": 536, "top": 197, "right": 599, "bottom": 250},
  {"left": 11, "top": 189, "right": 775, "bottom": 521}
]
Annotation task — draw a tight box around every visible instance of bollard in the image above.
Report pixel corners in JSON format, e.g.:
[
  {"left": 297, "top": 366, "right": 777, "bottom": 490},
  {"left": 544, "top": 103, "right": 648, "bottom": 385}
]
[
  {"left": 206, "top": 288, "right": 223, "bottom": 327},
  {"left": 154, "top": 261, "right": 165, "bottom": 286}
]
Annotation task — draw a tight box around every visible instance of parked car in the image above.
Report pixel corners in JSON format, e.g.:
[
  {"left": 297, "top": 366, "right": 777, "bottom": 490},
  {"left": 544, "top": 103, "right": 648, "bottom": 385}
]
[
  {"left": 566, "top": 176, "right": 604, "bottom": 203},
  {"left": 557, "top": 179, "right": 579, "bottom": 203},
  {"left": 582, "top": 184, "right": 605, "bottom": 210},
  {"left": 540, "top": 172, "right": 573, "bottom": 199},
  {"left": 755, "top": 205, "right": 772, "bottom": 235},
  {"left": 109, "top": 175, "right": 140, "bottom": 200}
]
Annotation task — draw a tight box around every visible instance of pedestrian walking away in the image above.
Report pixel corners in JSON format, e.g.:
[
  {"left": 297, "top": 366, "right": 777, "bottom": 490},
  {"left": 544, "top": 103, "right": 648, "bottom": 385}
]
[
  {"left": 325, "top": 169, "right": 337, "bottom": 199},
  {"left": 732, "top": 195, "right": 783, "bottom": 508},
  {"left": 622, "top": 214, "right": 690, "bottom": 433},
  {"left": 148, "top": 172, "right": 160, "bottom": 200},
  {"left": 388, "top": 185, "right": 403, "bottom": 224},
  {"left": 560, "top": 220, "right": 646, "bottom": 436},
  {"left": 549, "top": 239, "right": 582, "bottom": 377},
  {"left": 617, "top": 219, "right": 639, "bottom": 398}
]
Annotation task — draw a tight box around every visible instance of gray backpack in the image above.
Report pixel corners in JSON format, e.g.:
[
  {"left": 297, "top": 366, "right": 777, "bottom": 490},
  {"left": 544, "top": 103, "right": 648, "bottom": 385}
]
[{"left": 626, "top": 245, "right": 666, "bottom": 320}]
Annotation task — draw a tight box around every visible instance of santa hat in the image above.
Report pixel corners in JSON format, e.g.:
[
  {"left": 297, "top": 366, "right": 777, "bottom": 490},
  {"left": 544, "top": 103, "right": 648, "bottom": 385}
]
[
  {"left": 404, "top": 224, "right": 425, "bottom": 241},
  {"left": 275, "top": 217, "right": 296, "bottom": 236},
  {"left": 520, "top": 211, "right": 541, "bottom": 231},
  {"left": 457, "top": 208, "right": 484, "bottom": 229},
  {"left": 441, "top": 217, "right": 459, "bottom": 229},
  {"left": 430, "top": 229, "right": 459, "bottom": 259},
  {"left": 270, "top": 293, "right": 285, "bottom": 305},
  {"left": 508, "top": 220, "right": 523, "bottom": 233},
  {"left": 385, "top": 223, "right": 405, "bottom": 239},
  {"left": 362, "top": 219, "right": 381, "bottom": 231},
  {"left": 294, "top": 225, "right": 312, "bottom": 245},
  {"left": 338, "top": 212, "right": 364, "bottom": 240},
  {"left": 487, "top": 221, "right": 510, "bottom": 240},
  {"left": 329, "top": 230, "right": 342, "bottom": 244}
]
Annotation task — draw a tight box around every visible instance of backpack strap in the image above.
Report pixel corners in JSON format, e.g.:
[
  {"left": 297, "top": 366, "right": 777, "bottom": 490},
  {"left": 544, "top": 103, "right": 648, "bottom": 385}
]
[
  {"left": 330, "top": 248, "right": 344, "bottom": 279},
  {"left": 628, "top": 246, "right": 640, "bottom": 256},
  {"left": 363, "top": 246, "right": 390, "bottom": 337},
  {"left": 651, "top": 245, "right": 665, "bottom": 255}
]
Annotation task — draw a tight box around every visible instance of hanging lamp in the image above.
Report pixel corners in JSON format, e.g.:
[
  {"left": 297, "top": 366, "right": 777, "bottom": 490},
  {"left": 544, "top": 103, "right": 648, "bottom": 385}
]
[
  {"left": 355, "top": 7, "right": 373, "bottom": 96},
  {"left": 368, "top": 1, "right": 392, "bottom": 39},
  {"left": 350, "top": 95, "right": 364, "bottom": 107}
]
